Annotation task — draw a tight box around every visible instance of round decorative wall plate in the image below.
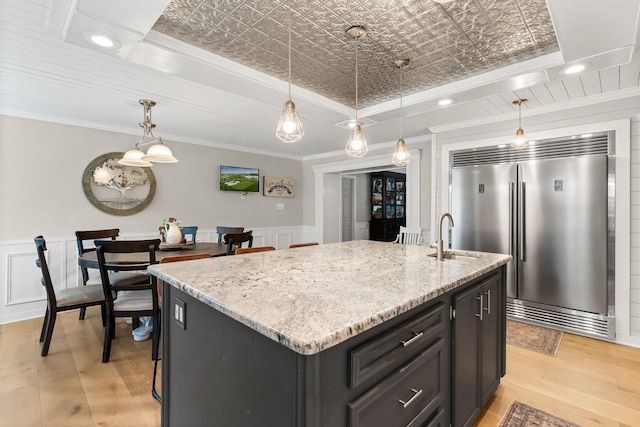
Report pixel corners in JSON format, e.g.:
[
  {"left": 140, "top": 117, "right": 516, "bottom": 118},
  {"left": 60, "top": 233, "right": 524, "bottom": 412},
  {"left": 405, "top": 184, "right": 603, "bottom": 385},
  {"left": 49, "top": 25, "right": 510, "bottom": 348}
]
[{"left": 82, "top": 152, "right": 156, "bottom": 216}]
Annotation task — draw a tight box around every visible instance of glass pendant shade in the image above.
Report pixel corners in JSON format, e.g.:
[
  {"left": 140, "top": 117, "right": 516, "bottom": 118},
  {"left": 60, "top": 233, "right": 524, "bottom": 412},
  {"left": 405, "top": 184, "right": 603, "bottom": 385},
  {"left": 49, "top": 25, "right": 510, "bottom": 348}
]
[
  {"left": 117, "top": 99, "right": 178, "bottom": 166},
  {"left": 392, "top": 138, "right": 411, "bottom": 166},
  {"left": 345, "top": 25, "right": 368, "bottom": 158},
  {"left": 276, "top": 100, "right": 304, "bottom": 143},
  {"left": 511, "top": 99, "right": 528, "bottom": 149},
  {"left": 276, "top": 5, "right": 303, "bottom": 144},
  {"left": 143, "top": 139, "right": 178, "bottom": 163},
  {"left": 345, "top": 123, "right": 368, "bottom": 158},
  {"left": 119, "top": 148, "right": 153, "bottom": 167},
  {"left": 512, "top": 128, "right": 527, "bottom": 149}
]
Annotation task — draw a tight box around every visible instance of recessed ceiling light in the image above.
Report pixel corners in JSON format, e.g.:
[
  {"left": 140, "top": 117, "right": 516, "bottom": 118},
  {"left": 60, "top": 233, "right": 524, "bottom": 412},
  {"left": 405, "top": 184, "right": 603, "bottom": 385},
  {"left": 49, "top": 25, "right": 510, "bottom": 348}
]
[
  {"left": 85, "top": 33, "right": 120, "bottom": 49},
  {"left": 438, "top": 98, "right": 454, "bottom": 106},
  {"left": 560, "top": 63, "right": 586, "bottom": 75}
]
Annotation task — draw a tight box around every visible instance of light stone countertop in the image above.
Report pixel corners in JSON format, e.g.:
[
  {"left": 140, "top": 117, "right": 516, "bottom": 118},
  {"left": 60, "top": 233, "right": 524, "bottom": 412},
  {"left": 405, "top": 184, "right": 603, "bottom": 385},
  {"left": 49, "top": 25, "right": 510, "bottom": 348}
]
[{"left": 148, "top": 240, "right": 511, "bottom": 355}]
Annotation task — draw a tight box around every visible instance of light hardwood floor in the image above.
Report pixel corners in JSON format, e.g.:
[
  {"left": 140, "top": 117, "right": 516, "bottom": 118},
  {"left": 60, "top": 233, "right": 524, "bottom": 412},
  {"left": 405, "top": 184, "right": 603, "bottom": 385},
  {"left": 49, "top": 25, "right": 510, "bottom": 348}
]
[{"left": 1, "top": 308, "right": 639, "bottom": 426}]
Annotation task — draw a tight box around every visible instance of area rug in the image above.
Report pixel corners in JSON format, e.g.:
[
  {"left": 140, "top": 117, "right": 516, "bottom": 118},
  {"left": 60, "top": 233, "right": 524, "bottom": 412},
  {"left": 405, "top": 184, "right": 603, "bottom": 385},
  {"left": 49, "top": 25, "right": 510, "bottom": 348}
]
[
  {"left": 506, "top": 320, "right": 563, "bottom": 356},
  {"left": 499, "top": 401, "right": 581, "bottom": 427}
]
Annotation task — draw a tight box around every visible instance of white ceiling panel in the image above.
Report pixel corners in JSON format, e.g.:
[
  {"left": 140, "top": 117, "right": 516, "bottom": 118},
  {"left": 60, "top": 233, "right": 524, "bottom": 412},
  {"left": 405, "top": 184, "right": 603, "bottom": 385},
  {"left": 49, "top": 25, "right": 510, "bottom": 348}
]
[{"left": 0, "top": 0, "right": 638, "bottom": 159}]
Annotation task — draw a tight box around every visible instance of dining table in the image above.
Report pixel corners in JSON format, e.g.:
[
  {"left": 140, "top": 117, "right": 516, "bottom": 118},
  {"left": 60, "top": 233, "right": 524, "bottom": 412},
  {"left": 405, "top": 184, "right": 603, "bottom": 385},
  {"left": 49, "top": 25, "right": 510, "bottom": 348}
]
[{"left": 77, "top": 241, "right": 228, "bottom": 269}]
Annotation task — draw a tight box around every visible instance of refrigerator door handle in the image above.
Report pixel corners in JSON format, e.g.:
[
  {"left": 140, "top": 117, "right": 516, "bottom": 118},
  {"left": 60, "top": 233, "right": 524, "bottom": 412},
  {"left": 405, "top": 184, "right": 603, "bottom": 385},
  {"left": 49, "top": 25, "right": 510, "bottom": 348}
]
[
  {"left": 509, "top": 182, "right": 515, "bottom": 256},
  {"left": 520, "top": 181, "right": 526, "bottom": 262}
]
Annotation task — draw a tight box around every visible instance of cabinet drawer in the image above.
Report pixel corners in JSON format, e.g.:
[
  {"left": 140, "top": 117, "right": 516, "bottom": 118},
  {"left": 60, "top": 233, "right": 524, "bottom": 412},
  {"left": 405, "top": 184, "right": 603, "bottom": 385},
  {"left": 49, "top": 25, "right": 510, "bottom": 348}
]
[
  {"left": 349, "top": 302, "right": 446, "bottom": 388},
  {"left": 348, "top": 338, "right": 446, "bottom": 427}
]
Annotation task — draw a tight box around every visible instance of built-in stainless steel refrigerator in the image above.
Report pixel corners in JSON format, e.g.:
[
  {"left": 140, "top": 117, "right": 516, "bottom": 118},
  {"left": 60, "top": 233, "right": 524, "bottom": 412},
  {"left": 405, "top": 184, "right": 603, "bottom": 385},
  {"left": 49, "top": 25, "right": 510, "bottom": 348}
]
[{"left": 450, "top": 134, "right": 615, "bottom": 340}]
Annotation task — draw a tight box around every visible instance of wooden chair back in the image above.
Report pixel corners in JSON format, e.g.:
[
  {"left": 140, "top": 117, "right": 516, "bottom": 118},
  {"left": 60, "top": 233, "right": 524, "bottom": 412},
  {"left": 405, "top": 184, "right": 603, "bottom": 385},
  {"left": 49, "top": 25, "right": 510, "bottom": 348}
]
[
  {"left": 235, "top": 246, "right": 276, "bottom": 255},
  {"left": 394, "top": 226, "right": 423, "bottom": 245},
  {"left": 216, "top": 226, "right": 244, "bottom": 243},
  {"left": 75, "top": 229, "right": 120, "bottom": 285},
  {"left": 224, "top": 230, "right": 253, "bottom": 255},
  {"left": 289, "top": 242, "right": 319, "bottom": 248}
]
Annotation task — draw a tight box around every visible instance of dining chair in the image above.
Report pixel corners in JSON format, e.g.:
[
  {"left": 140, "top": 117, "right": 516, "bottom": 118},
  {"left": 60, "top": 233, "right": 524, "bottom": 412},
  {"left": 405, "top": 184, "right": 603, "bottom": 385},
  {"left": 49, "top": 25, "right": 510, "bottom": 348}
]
[
  {"left": 95, "top": 238, "right": 161, "bottom": 363},
  {"left": 151, "top": 252, "right": 211, "bottom": 403},
  {"left": 216, "top": 226, "right": 244, "bottom": 244},
  {"left": 180, "top": 226, "right": 198, "bottom": 244},
  {"left": 34, "top": 236, "right": 106, "bottom": 357},
  {"left": 224, "top": 230, "right": 253, "bottom": 255},
  {"left": 289, "top": 242, "right": 319, "bottom": 248},
  {"left": 235, "top": 246, "right": 276, "bottom": 255},
  {"left": 75, "top": 229, "right": 148, "bottom": 320},
  {"left": 393, "top": 226, "right": 423, "bottom": 245}
]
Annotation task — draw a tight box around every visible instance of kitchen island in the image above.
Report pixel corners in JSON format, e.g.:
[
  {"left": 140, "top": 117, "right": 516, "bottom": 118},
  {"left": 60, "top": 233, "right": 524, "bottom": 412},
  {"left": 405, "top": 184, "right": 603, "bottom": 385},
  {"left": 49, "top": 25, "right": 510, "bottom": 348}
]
[{"left": 148, "top": 240, "right": 511, "bottom": 427}]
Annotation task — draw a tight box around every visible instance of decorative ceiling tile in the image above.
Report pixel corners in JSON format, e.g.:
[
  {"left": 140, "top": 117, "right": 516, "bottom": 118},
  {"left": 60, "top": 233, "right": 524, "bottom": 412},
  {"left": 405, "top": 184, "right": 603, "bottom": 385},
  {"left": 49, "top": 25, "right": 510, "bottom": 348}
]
[{"left": 152, "top": 0, "right": 559, "bottom": 108}]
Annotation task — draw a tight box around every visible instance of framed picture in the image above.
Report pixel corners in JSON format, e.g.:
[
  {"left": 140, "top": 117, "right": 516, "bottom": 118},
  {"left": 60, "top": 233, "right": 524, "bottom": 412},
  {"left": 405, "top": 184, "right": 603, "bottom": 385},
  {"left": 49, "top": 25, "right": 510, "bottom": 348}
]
[
  {"left": 372, "top": 177, "right": 382, "bottom": 192},
  {"left": 263, "top": 176, "right": 295, "bottom": 197},
  {"left": 82, "top": 152, "right": 156, "bottom": 216},
  {"left": 220, "top": 165, "right": 259, "bottom": 192}
]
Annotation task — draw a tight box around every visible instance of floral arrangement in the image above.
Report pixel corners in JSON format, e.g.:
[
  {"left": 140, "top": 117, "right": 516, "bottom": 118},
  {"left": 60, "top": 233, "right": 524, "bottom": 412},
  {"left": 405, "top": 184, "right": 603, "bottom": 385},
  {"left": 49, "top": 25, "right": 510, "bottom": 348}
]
[{"left": 162, "top": 217, "right": 180, "bottom": 231}]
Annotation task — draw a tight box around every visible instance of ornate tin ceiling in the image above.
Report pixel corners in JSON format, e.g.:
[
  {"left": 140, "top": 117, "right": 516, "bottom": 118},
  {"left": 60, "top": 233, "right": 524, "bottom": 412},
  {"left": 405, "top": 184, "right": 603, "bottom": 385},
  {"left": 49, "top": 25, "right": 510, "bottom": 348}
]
[{"left": 153, "top": 0, "right": 559, "bottom": 108}]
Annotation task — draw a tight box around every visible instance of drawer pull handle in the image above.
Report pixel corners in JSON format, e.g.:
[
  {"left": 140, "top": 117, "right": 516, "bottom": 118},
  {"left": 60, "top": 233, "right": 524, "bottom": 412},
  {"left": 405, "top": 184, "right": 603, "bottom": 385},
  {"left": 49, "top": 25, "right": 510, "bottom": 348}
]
[
  {"left": 400, "top": 332, "right": 423, "bottom": 347},
  {"left": 398, "top": 388, "right": 423, "bottom": 408}
]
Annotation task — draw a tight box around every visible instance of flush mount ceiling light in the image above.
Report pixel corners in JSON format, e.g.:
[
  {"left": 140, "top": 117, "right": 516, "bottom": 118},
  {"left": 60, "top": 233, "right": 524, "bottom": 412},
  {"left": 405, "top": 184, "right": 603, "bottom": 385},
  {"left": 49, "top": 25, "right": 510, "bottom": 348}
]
[
  {"left": 276, "top": 4, "right": 303, "bottom": 143},
  {"left": 84, "top": 33, "right": 120, "bottom": 49},
  {"left": 511, "top": 98, "right": 528, "bottom": 150},
  {"left": 118, "top": 99, "right": 178, "bottom": 167},
  {"left": 392, "top": 58, "right": 411, "bottom": 167},
  {"left": 560, "top": 63, "right": 587, "bottom": 75},
  {"left": 345, "top": 25, "right": 368, "bottom": 158}
]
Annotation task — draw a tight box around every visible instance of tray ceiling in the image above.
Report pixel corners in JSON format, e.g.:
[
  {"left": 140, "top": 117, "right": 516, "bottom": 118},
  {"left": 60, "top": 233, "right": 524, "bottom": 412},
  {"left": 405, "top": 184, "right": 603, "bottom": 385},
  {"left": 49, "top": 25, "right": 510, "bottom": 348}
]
[{"left": 153, "top": 0, "right": 559, "bottom": 108}]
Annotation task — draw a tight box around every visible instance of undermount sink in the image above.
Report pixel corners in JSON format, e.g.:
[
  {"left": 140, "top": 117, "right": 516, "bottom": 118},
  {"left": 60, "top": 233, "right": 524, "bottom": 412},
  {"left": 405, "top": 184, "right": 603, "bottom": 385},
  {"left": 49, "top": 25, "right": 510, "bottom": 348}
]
[{"left": 428, "top": 251, "right": 480, "bottom": 261}]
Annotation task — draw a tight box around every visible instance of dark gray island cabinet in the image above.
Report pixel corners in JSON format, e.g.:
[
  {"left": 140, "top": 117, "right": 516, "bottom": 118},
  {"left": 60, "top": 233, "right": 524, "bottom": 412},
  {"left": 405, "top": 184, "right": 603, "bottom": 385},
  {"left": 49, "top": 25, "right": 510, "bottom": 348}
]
[{"left": 148, "top": 241, "right": 510, "bottom": 427}]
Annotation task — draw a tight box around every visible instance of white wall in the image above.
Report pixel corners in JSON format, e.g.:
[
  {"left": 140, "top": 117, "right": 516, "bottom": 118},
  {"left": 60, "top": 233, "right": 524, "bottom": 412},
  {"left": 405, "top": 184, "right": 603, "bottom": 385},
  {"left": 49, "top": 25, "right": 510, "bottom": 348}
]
[
  {"left": 322, "top": 173, "right": 341, "bottom": 243},
  {"left": 0, "top": 115, "right": 305, "bottom": 324}
]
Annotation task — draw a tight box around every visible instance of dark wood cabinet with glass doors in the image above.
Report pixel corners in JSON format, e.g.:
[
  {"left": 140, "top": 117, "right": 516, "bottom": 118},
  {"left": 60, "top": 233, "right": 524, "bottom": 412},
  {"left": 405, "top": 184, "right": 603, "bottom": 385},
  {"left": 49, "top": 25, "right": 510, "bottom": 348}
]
[{"left": 369, "top": 171, "right": 406, "bottom": 242}]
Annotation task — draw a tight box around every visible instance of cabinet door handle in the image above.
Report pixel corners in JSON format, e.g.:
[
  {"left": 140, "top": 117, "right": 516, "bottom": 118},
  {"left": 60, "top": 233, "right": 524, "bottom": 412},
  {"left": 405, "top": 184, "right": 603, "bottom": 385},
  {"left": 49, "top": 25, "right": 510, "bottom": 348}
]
[
  {"left": 399, "top": 331, "right": 423, "bottom": 347},
  {"left": 484, "top": 290, "right": 491, "bottom": 314},
  {"left": 398, "top": 388, "right": 423, "bottom": 408},
  {"left": 476, "top": 295, "right": 484, "bottom": 321}
]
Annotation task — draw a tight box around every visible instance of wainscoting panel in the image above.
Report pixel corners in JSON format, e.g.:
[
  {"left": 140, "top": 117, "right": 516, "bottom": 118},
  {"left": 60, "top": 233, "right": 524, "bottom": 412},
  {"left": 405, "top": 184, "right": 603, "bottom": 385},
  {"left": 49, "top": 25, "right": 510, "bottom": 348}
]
[{"left": 0, "top": 225, "right": 305, "bottom": 325}]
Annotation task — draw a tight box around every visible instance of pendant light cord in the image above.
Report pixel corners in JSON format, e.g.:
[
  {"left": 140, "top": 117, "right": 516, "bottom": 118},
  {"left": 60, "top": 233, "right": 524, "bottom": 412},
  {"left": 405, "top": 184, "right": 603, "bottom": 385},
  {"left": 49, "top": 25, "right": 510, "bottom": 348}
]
[
  {"left": 355, "top": 40, "right": 359, "bottom": 122},
  {"left": 518, "top": 101, "right": 522, "bottom": 128},
  {"left": 287, "top": 5, "right": 292, "bottom": 100},
  {"left": 399, "top": 65, "right": 404, "bottom": 137}
]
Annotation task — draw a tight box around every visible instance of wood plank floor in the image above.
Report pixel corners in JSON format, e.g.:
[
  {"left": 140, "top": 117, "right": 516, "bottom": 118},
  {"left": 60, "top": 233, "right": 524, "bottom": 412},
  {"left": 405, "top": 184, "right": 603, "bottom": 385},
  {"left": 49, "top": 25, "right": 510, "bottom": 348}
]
[{"left": 1, "top": 308, "right": 639, "bottom": 426}]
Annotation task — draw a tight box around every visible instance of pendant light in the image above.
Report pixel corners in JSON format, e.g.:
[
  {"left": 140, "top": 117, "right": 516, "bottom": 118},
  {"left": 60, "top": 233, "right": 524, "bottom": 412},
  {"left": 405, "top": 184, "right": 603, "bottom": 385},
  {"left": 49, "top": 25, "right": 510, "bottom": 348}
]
[
  {"left": 345, "top": 25, "right": 368, "bottom": 158},
  {"left": 392, "top": 58, "right": 411, "bottom": 167},
  {"left": 118, "top": 99, "right": 178, "bottom": 167},
  {"left": 276, "top": 4, "right": 304, "bottom": 143},
  {"left": 512, "top": 98, "right": 528, "bottom": 150}
]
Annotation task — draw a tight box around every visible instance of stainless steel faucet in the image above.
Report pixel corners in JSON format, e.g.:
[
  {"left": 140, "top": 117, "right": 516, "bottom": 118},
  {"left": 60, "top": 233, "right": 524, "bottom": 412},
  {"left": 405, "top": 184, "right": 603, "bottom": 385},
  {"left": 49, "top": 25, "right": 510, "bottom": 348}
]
[{"left": 435, "top": 212, "right": 454, "bottom": 261}]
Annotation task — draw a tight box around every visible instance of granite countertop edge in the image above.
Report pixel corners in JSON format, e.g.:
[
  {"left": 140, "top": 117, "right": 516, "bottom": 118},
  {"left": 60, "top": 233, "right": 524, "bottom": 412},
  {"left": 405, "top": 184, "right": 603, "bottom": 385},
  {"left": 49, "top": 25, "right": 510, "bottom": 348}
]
[{"left": 149, "top": 246, "right": 511, "bottom": 356}]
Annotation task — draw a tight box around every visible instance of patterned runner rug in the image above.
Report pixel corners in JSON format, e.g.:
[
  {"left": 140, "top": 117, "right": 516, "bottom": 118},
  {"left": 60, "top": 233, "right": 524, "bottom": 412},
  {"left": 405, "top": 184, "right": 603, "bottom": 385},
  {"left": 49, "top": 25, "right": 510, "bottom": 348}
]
[
  {"left": 506, "top": 320, "right": 563, "bottom": 356},
  {"left": 499, "top": 401, "right": 581, "bottom": 427}
]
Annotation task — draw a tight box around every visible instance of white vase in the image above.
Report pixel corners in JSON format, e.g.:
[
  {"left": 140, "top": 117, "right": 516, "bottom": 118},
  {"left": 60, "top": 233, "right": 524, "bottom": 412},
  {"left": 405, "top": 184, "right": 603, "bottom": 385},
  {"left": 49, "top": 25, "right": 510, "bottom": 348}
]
[{"left": 166, "top": 223, "right": 182, "bottom": 245}]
